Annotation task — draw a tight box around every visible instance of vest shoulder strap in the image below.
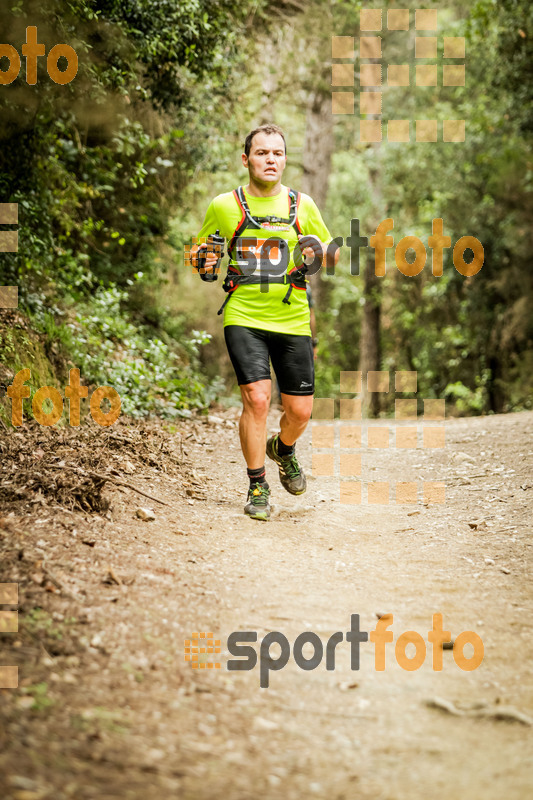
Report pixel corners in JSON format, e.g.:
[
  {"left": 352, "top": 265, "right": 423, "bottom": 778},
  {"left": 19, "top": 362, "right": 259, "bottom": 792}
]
[
  {"left": 228, "top": 186, "right": 302, "bottom": 258},
  {"left": 287, "top": 188, "right": 302, "bottom": 235}
]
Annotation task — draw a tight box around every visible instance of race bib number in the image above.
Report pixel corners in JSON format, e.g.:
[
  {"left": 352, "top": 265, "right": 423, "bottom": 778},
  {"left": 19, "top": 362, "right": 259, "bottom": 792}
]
[{"left": 234, "top": 236, "right": 289, "bottom": 277}]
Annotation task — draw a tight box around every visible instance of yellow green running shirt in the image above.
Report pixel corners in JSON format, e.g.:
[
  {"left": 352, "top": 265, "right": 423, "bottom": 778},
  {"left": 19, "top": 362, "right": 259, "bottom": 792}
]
[{"left": 196, "top": 185, "right": 332, "bottom": 336}]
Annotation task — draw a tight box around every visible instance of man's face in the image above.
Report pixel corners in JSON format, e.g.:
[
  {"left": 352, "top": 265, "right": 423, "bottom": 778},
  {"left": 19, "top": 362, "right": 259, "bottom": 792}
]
[{"left": 243, "top": 132, "right": 287, "bottom": 184}]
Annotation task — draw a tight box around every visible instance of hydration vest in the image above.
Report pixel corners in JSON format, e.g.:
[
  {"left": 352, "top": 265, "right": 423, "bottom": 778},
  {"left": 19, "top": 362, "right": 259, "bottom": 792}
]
[{"left": 217, "top": 186, "right": 308, "bottom": 316}]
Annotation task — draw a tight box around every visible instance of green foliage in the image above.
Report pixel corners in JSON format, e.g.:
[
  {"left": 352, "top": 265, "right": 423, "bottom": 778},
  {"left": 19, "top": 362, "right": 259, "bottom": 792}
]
[
  {"left": 444, "top": 380, "right": 487, "bottom": 416},
  {"left": 24, "top": 609, "right": 65, "bottom": 640},
  {"left": 19, "top": 682, "right": 54, "bottom": 711},
  {"left": 0, "top": 321, "right": 61, "bottom": 427},
  {"left": 41, "top": 281, "right": 219, "bottom": 418},
  {"left": 320, "top": 0, "right": 533, "bottom": 413},
  {"left": 0, "top": 0, "right": 273, "bottom": 301},
  {"left": 0, "top": 0, "right": 277, "bottom": 416},
  {"left": 91, "top": 0, "right": 254, "bottom": 110},
  {"left": 1, "top": 0, "right": 531, "bottom": 418}
]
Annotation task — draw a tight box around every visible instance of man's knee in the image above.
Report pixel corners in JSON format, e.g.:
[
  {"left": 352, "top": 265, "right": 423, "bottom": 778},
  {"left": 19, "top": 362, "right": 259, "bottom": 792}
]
[
  {"left": 241, "top": 383, "right": 271, "bottom": 417},
  {"left": 283, "top": 397, "right": 313, "bottom": 426}
]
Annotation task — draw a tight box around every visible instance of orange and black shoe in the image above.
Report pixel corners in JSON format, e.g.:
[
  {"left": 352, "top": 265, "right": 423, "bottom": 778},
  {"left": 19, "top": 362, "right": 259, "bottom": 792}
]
[
  {"left": 266, "top": 435, "right": 307, "bottom": 495},
  {"left": 244, "top": 482, "right": 271, "bottom": 521}
]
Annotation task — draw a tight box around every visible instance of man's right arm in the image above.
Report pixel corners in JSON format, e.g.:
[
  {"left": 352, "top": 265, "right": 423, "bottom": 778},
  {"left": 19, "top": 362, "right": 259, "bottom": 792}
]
[{"left": 191, "top": 199, "right": 221, "bottom": 274}]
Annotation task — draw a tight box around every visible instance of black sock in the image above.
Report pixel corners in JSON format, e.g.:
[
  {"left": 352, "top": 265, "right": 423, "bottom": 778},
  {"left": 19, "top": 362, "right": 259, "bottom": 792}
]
[
  {"left": 277, "top": 436, "right": 295, "bottom": 456},
  {"left": 247, "top": 466, "right": 269, "bottom": 488}
]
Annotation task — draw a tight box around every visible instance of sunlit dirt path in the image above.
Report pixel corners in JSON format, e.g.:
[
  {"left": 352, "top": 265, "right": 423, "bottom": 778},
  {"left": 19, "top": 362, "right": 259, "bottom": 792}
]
[{"left": 1, "top": 410, "right": 532, "bottom": 799}]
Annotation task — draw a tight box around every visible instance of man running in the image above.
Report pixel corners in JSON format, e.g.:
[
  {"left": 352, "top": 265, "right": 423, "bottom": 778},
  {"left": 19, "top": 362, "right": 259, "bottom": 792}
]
[{"left": 193, "top": 123, "right": 337, "bottom": 520}]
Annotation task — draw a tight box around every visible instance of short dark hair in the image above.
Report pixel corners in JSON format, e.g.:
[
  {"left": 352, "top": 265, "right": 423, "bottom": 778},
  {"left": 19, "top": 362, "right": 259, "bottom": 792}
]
[{"left": 244, "top": 124, "right": 286, "bottom": 157}]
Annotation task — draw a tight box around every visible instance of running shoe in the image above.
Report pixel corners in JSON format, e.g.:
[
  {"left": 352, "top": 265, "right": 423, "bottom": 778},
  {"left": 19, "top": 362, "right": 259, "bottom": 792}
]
[
  {"left": 244, "top": 482, "right": 271, "bottom": 521},
  {"left": 266, "top": 434, "right": 307, "bottom": 495}
]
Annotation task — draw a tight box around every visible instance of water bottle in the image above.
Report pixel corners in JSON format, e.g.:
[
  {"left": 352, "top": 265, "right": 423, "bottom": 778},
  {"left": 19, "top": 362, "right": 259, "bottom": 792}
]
[{"left": 197, "top": 230, "right": 225, "bottom": 282}]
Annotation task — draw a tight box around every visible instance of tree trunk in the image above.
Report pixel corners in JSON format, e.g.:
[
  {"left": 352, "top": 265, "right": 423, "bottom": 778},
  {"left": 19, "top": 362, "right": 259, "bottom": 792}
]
[
  {"left": 259, "top": 35, "right": 279, "bottom": 122},
  {"left": 301, "top": 87, "right": 334, "bottom": 306},
  {"left": 488, "top": 355, "right": 505, "bottom": 413},
  {"left": 300, "top": 88, "right": 333, "bottom": 208},
  {"left": 360, "top": 247, "right": 381, "bottom": 417},
  {"left": 359, "top": 153, "right": 383, "bottom": 418}
]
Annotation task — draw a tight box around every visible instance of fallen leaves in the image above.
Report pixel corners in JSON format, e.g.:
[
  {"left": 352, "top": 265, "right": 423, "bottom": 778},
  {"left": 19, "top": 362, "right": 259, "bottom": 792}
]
[
  {"left": 467, "top": 520, "right": 488, "bottom": 530},
  {"left": 0, "top": 418, "right": 190, "bottom": 516},
  {"left": 102, "top": 565, "right": 122, "bottom": 585}
]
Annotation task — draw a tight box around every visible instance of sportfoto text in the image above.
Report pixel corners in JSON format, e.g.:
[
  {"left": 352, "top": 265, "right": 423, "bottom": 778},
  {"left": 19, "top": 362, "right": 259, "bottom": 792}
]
[
  {"left": 6, "top": 369, "right": 121, "bottom": 427},
  {"left": 227, "top": 614, "right": 484, "bottom": 688},
  {"left": 219, "top": 218, "right": 483, "bottom": 278},
  {"left": 0, "top": 27, "right": 78, "bottom": 85}
]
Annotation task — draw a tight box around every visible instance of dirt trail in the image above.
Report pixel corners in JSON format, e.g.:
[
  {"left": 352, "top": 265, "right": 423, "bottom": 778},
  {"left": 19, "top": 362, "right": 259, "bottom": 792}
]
[{"left": 1, "top": 409, "right": 532, "bottom": 800}]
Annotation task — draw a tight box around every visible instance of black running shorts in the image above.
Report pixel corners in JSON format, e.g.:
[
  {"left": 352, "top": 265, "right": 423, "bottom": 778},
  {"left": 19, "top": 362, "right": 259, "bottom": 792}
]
[{"left": 224, "top": 325, "right": 315, "bottom": 396}]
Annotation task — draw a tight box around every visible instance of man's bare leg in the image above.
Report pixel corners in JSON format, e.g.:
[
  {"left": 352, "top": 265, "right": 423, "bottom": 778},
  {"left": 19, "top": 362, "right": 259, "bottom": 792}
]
[
  {"left": 265, "top": 393, "right": 312, "bottom": 495},
  {"left": 279, "top": 393, "right": 313, "bottom": 446},
  {"left": 239, "top": 379, "right": 271, "bottom": 468}
]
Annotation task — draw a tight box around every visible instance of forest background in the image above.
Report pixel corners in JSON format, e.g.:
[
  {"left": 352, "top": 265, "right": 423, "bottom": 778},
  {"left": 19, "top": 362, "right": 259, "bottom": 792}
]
[{"left": 0, "top": 0, "right": 531, "bottom": 424}]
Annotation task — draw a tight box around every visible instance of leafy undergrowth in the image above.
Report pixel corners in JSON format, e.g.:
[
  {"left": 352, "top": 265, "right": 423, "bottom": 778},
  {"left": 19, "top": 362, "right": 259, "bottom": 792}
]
[
  {"left": 27, "top": 281, "right": 224, "bottom": 420},
  {"left": 1, "top": 281, "right": 225, "bottom": 431}
]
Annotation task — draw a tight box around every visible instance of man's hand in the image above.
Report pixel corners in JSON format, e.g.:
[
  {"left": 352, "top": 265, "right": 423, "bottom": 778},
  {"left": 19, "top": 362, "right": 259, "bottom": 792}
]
[
  {"left": 191, "top": 242, "right": 219, "bottom": 274},
  {"left": 297, "top": 234, "right": 325, "bottom": 269}
]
